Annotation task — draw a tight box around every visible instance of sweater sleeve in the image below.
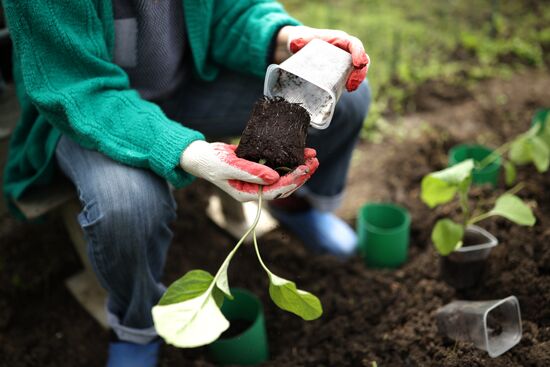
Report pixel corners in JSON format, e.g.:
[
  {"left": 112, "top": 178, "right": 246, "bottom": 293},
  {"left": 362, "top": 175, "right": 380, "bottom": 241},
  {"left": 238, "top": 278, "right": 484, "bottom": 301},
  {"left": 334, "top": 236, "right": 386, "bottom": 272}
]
[
  {"left": 210, "top": 0, "right": 301, "bottom": 78},
  {"left": 3, "top": 0, "right": 204, "bottom": 188}
]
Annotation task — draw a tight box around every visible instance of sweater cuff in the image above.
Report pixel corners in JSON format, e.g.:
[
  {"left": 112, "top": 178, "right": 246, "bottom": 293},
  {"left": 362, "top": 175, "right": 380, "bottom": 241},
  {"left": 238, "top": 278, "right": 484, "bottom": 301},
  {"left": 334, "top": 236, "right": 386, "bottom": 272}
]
[{"left": 149, "top": 120, "right": 205, "bottom": 188}]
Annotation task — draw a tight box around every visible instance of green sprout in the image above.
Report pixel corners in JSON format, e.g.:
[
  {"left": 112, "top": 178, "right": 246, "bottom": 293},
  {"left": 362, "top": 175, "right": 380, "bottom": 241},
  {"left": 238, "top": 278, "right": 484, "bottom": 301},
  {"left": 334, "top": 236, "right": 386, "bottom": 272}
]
[
  {"left": 421, "top": 160, "right": 536, "bottom": 255},
  {"left": 152, "top": 188, "right": 322, "bottom": 348}
]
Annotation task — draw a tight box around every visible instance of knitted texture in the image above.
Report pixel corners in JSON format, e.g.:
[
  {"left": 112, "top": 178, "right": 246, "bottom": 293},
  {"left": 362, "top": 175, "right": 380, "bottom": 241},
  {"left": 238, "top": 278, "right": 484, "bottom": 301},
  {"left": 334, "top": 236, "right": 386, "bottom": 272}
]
[{"left": 2, "top": 0, "right": 300, "bottom": 219}]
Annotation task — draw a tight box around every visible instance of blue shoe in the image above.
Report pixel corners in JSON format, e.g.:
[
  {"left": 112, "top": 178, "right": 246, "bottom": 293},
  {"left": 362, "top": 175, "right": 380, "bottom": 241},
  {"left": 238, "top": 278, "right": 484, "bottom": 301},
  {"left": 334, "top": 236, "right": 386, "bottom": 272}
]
[
  {"left": 268, "top": 207, "right": 358, "bottom": 258},
  {"left": 107, "top": 339, "right": 161, "bottom": 367}
]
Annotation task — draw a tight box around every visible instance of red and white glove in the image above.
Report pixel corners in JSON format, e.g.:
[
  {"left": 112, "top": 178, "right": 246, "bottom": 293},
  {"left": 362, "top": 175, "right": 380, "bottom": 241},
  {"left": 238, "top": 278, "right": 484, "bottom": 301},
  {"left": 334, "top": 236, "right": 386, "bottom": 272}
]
[
  {"left": 285, "top": 26, "right": 370, "bottom": 92},
  {"left": 180, "top": 141, "right": 319, "bottom": 202}
]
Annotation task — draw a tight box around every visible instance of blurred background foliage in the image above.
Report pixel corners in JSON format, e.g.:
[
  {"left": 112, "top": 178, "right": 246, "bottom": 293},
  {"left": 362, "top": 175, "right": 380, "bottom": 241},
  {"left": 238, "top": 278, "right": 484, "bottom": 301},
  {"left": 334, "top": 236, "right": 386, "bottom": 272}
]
[{"left": 280, "top": 0, "right": 550, "bottom": 139}]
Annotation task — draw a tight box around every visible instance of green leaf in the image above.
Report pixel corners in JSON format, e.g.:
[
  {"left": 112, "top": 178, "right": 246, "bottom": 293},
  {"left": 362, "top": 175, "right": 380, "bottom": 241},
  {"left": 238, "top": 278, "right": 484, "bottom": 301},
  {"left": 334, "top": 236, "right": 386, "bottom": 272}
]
[
  {"left": 509, "top": 135, "right": 531, "bottom": 165},
  {"left": 268, "top": 273, "right": 323, "bottom": 321},
  {"left": 431, "top": 219, "right": 465, "bottom": 256},
  {"left": 421, "top": 160, "right": 474, "bottom": 208},
  {"left": 158, "top": 270, "right": 215, "bottom": 306},
  {"left": 152, "top": 271, "right": 230, "bottom": 348},
  {"left": 252, "top": 228, "right": 322, "bottom": 321},
  {"left": 528, "top": 136, "right": 550, "bottom": 172},
  {"left": 504, "top": 161, "right": 517, "bottom": 186},
  {"left": 489, "top": 194, "right": 536, "bottom": 226}
]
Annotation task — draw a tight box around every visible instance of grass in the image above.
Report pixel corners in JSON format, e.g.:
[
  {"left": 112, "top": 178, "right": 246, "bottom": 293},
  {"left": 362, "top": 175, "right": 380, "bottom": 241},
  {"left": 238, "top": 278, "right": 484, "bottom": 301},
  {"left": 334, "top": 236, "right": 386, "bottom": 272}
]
[{"left": 280, "top": 0, "right": 550, "bottom": 139}]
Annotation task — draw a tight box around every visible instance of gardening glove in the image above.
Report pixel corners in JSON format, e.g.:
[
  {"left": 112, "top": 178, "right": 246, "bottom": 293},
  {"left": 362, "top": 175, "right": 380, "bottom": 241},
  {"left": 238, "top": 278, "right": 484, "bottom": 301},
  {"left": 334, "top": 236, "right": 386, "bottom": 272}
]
[
  {"left": 180, "top": 141, "right": 319, "bottom": 202},
  {"left": 285, "top": 25, "right": 370, "bottom": 92}
]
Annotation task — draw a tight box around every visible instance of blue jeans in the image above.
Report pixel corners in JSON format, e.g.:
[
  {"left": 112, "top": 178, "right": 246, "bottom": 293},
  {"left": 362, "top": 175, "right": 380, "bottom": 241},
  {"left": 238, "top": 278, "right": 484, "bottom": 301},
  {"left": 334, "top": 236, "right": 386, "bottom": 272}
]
[{"left": 55, "top": 71, "right": 371, "bottom": 343}]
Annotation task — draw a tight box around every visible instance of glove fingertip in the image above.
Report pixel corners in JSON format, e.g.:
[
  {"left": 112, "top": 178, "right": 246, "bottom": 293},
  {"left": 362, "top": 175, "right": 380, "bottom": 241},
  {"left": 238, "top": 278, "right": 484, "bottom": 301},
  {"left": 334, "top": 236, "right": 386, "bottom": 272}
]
[{"left": 289, "top": 38, "right": 308, "bottom": 53}]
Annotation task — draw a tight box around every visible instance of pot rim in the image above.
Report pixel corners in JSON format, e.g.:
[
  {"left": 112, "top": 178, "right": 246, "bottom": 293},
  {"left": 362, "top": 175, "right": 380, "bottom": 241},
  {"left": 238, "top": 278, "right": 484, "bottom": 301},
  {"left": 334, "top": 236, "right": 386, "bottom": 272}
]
[{"left": 454, "top": 224, "right": 498, "bottom": 253}]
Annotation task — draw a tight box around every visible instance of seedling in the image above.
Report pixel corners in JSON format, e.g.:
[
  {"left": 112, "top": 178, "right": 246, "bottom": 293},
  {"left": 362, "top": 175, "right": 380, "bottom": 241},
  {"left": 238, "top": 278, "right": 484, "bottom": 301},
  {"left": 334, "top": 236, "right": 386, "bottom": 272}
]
[
  {"left": 152, "top": 188, "right": 322, "bottom": 348},
  {"left": 475, "top": 110, "right": 550, "bottom": 186},
  {"left": 421, "top": 159, "right": 536, "bottom": 255}
]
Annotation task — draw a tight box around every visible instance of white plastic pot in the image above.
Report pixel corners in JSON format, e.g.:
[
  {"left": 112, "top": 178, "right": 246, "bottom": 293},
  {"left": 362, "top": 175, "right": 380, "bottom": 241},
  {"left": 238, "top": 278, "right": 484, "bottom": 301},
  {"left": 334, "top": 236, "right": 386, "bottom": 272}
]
[{"left": 264, "top": 39, "right": 354, "bottom": 130}]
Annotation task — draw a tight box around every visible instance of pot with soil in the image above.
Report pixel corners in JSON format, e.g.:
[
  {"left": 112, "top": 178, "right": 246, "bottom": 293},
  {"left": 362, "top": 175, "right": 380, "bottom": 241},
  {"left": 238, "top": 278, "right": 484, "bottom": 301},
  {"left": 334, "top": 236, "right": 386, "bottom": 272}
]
[
  {"left": 440, "top": 225, "right": 498, "bottom": 289},
  {"left": 449, "top": 144, "right": 502, "bottom": 187},
  {"left": 357, "top": 203, "right": 411, "bottom": 268},
  {"left": 208, "top": 288, "right": 269, "bottom": 366},
  {"left": 436, "top": 296, "right": 522, "bottom": 357}
]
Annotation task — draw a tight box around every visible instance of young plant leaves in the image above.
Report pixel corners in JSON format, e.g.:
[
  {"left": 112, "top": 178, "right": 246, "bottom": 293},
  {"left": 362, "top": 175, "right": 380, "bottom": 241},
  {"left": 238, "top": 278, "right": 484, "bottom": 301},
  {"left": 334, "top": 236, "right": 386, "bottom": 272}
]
[
  {"left": 158, "top": 269, "right": 225, "bottom": 307},
  {"left": 421, "top": 160, "right": 474, "bottom": 208},
  {"left": 153, "top": 189, "right": 264, "bottom": 348},
  {"left": 152, "top": 270, "right": 229, "bottom": 348},
  {"left": 252, "top": 227, "right": 322, "bottom": 321},
  {"left": 431, "top": 219, "right": 465, "bottom": 255},
  {"left": 509, "top": 124, "right": 550, "bottom": 173},
  {"left": 504, "top": 161, "right": 517, "bottom": 186},
  {"left": 489, "top": 194, "right": 536, "bottom": 226},
  {"left": 268, "top": 272, "right": 323, "bottom": 321}
]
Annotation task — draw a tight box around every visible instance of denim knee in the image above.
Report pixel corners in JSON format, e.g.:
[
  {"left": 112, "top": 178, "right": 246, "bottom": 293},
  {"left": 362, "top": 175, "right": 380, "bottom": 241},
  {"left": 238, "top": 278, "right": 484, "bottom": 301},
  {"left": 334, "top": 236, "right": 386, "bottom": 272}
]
[
  {"left": 76, "top": 167, "right": 176, "bottom": 287},
  {"left": 344, "top": 80, "right": 372, "bottom": 135}
]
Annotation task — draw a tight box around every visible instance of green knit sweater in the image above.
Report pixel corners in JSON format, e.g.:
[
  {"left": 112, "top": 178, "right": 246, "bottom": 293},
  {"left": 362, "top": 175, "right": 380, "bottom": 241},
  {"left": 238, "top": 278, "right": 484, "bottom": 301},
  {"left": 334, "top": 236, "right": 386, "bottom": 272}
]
[{"left": 2, "top": 0, "right": 299, "bottom": 218}]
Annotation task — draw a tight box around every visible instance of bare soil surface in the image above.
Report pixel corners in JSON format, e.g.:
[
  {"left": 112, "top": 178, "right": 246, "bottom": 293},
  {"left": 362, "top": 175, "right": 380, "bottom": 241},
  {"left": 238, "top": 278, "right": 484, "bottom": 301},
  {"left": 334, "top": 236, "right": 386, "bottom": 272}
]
[{"left": 1, "top": 70, "right": 549, "bottom": 366}]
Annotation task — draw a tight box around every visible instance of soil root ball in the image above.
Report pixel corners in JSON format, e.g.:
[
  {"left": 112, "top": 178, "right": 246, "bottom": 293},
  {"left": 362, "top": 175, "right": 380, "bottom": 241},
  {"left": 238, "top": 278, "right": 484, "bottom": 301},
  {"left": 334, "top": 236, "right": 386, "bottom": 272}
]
[{"left": 236, "top": 96, "right": 311, "bottom": 169}]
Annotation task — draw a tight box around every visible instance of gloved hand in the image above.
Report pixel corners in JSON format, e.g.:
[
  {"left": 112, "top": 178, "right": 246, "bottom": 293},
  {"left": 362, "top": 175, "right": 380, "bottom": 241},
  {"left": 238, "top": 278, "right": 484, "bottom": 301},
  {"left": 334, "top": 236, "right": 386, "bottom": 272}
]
[
  {"left": 277, "top": 25, "right": 370, "bottom": 92},
  {"left": 180, "top": 141, "right": 319, "bottom": 202}
]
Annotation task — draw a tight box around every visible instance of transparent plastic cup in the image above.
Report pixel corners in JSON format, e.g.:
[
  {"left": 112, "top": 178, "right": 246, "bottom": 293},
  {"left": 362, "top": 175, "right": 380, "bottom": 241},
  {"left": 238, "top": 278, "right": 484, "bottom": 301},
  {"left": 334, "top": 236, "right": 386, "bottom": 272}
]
[
  {"left": 436, "top": 296, "right": 522, "bottom": 358},
  {"left": 264, "top": 39, "right": 354, "bottom": 130},
  {"left": 440, "top": 225, "right": 498, "bottom": 289}
]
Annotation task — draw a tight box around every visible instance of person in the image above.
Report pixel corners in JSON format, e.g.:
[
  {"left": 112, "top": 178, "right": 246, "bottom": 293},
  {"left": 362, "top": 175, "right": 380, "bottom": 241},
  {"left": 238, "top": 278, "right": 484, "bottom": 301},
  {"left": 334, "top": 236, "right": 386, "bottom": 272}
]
[{"left": 2, "top": 1, "right": 371, "bottom": 366}]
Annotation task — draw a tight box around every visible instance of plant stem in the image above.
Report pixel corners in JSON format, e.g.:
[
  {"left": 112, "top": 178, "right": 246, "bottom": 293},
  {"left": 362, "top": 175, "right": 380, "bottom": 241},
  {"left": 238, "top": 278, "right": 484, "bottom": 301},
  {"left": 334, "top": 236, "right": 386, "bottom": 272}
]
[
  {"left": 504, "top": 182, "right": 525, "bottom": 197},
  {"left": 208, "top": 187, "right": 264, "bottom": 293},
  {"left": 468, "top": 211, "right": 494, "bottom": 225},
  {"left": 476, "top": 141, "right": 511, "bottom": 170},
  {"left": 459, "top": 189, "right": 470, "bottom": 226},
  {"left": 252, "top": 190, "right": 272, "bottom": 275}
]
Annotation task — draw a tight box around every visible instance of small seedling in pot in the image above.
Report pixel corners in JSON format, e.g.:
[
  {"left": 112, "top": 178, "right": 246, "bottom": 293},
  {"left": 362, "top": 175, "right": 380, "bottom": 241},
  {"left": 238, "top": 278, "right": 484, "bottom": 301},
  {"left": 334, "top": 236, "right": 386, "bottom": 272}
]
[
  {"left": 152, "top": 97, "right": 321, "bottom": 348},
  {"left": 421, "top": 159, "right": 536, "bottom": 256}
]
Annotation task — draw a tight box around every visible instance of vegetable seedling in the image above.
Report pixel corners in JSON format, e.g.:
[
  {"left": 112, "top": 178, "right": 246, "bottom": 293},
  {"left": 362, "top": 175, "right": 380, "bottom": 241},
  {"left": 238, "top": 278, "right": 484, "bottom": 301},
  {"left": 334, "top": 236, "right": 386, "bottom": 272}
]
[
  {"left": 473, "top": 111, "right": 550, "bottom": 186},
  {"left": 421, "top": 159, "right": 536, "bottom": 256},
  {"left": 152, "top": 188, "right": 322, "bottom": 348}
]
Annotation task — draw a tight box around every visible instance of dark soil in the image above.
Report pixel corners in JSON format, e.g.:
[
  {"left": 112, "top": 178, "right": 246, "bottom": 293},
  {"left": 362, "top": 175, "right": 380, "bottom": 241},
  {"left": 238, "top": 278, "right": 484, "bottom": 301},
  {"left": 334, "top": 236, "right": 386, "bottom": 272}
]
[
  {"left": 219, "top": 319, "right": 254, "bottom": 339},
  {"left": 1, "top": 71, "right": 549, "bottom": 366},
  {"left": 236, "top": 96, "right": 310, "bottom": 169},
  {"left": 440, "top": 230, "right": 493, "bottom": 290}
]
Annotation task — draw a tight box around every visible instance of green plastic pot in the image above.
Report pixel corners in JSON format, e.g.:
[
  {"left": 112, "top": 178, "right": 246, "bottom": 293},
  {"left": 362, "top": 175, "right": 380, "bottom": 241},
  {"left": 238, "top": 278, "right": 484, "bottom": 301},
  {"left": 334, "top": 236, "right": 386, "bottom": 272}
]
[
  {"left": 531, "top": 108, "right": 549, "bottom": 130},
  {"left": 208, "top": 288, "right": 268, "bottom": 366},
  {"left": 449, "top": 144, "right": 501, "bottom": 187},
  {"left": 357, "top": 203, "right": 411, "bottom": 268}
]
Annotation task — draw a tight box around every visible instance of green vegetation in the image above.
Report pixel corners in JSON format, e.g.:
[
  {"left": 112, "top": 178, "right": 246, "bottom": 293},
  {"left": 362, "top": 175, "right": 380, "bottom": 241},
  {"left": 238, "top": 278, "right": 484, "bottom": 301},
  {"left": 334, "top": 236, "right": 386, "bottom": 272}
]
[
  {"left": 420, "top": 160, "right": 535, "bottom": 255},
  {"left": 281, "top": 0, "right": 550, "bottom": 137},
  {"left": 152, "top": 189, "right": 322, "bottom": 348}
]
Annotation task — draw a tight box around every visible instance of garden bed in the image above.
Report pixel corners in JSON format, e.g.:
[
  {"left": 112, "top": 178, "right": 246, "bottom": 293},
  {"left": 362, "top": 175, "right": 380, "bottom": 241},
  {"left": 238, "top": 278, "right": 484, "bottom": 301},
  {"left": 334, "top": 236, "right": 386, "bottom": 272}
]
[{"left": 0, "top": 71, "right": 549, "bottom": 366}]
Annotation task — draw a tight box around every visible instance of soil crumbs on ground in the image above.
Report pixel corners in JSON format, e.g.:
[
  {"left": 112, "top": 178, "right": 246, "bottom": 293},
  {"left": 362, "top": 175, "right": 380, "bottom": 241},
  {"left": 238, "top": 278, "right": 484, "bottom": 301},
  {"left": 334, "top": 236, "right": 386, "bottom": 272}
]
[{"left": 0, "top": 71, "right": 549, "bottom": 366}]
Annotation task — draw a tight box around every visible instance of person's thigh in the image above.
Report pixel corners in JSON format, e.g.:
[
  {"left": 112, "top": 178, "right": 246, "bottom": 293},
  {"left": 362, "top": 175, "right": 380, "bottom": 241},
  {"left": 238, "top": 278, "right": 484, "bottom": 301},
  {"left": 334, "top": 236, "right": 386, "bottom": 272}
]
[
  {"left": 55, "top": 136, "right": 176, "bottom": 288},
  {"left": 160, "top": 71, "right": 264, "bottom": 139}
]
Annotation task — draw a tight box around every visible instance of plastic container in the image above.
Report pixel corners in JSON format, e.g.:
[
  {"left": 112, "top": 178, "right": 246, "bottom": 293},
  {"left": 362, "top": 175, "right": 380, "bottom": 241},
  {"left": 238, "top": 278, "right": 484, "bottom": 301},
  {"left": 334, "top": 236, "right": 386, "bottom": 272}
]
[
  {"left": 440, "top": 225, "right": 498, "bottom": 289},
  {"left": 436, "top": 296, "right": 522, "bottom": 358},
  {"left": 531, "top": 108, "right": 549, "bottom": 130},
  {"left": 264, "top": 39, "right": 354, "bottom": 130},
  {"left": 449, "top": 144, "right": 501, "bottom": 187},
  {"left": 208, "top": 288, "right": 269, "bottom": 366},
  {"left": 357, "top": 203, "right": 411, "bottom": 268}
]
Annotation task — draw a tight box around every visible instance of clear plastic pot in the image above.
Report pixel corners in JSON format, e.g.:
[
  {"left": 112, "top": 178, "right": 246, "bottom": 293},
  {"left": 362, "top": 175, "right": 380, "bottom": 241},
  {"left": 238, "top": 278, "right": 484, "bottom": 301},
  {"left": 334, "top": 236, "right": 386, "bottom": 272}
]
[
  {"left": 440, "top": 225, "right": 498, "bottom": 289},
  {"left": 264, "top": 39, "right": 354, "bottom": 130},
  {"left": 436, "top": 296, "right": 522, "bottom": 357}
]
